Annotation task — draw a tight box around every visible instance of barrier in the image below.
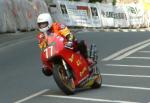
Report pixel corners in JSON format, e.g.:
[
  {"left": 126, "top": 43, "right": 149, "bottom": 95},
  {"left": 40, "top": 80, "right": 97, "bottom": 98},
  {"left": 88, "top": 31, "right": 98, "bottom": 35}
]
[
  {"left": 114, "top": 5, "right": 129, "bottom": 28},
  {"left": 125, "top": 3, "right": 144, "bottom": 28},
  {"left": 0, "top": 0, "right": 149, "bottom": 33},
  {"left": 50, "top": 1, "right": 147, "bottom": 29},
  {"left": 51, "top": 1, "right": 101, "bottom": 27},
  {"left": 0, "top": 0, "right": 49, "bottom": 33},
  {"left": 98, "top": 3, "right": 114, "bottom": 27},
  {"left": 0, "top": 0, "right": 17, "bottom": 33},
  {"left": 89, "top": 3, "right": 101, "bottom": 27}
]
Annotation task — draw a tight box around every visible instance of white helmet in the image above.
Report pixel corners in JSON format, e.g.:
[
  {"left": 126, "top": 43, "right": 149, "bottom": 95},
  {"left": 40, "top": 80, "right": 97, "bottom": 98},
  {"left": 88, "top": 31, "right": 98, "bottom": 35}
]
[{"left": 37, "top": 13, "right": 53, "bottom": 33}]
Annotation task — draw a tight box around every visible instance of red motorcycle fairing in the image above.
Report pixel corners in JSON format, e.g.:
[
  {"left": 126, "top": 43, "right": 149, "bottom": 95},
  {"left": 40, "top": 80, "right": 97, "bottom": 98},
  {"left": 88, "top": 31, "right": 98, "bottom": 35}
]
[
  {"left": 59, "top": 48, "right": 90, "bottom": 85},
  {"left": 40, "top": 33, "right": 90, "bottom": 86}
]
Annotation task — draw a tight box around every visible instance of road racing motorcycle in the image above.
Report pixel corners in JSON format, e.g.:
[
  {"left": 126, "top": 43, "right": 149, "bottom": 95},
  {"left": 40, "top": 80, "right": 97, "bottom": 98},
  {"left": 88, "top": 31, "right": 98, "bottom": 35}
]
[{"left": 40, "top": 33, "right": 102, "bottom": 95}]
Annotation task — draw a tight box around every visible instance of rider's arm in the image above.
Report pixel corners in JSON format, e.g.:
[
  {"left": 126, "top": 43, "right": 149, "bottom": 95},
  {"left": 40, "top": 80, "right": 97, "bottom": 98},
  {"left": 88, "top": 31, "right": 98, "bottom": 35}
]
[
  {"left": 58, "top": 24, "right": 75, "bottom": 42},
  {"left": 37, "top": 33, "right": 47, "bottom": 50}
]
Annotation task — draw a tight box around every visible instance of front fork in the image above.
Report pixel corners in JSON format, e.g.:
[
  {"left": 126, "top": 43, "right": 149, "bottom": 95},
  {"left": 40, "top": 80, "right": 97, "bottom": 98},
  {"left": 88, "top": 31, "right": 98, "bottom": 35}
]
[
  {"left": 62, "top": 59, "right": 72, "bottom": 78},
  {"left": 61, "top": 59, "right": 75, "bottom": 89}
]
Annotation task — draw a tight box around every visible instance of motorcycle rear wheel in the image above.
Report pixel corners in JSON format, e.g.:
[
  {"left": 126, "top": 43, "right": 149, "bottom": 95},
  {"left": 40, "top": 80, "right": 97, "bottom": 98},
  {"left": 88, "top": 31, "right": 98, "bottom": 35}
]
[
  {"left": 91, "top": 74, "right": 102, "bottom": 89},
  {"left": 53, "top": 64, "right": 75, "bottom": 95}
]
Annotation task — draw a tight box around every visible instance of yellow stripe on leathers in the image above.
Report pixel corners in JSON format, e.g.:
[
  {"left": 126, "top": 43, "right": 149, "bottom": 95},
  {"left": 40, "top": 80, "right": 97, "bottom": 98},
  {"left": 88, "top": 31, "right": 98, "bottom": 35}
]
[
  {"left": 38, "top": 39, "right": 48, "bottom": 51},
  {"left": 59, "top": 27, "right": 71, "bottom": 37}
]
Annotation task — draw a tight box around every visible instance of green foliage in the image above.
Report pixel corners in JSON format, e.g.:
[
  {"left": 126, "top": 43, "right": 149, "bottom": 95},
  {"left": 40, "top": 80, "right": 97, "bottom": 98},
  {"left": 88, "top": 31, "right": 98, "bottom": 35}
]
[
  {"left": 89, "top": 0, "right": 103, "bottom": 3},
  {"left": 69, "top": 0, "right": 103, "bottom": 3},
  {"left": 112, "top": 0, "right": 116, "bottom": 5}
]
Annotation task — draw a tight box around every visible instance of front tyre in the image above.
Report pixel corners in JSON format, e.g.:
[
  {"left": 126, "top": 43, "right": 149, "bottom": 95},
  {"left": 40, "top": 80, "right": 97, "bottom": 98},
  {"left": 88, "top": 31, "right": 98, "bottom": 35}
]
[{"left": 53, "top": 64, "right": 75, "bottom": 95}]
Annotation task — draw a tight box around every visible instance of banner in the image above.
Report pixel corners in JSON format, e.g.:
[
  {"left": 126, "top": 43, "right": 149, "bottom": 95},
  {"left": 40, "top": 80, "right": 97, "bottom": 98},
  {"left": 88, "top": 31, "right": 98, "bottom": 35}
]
[
  {"left": 98, "top": 4, "right": 114, "bottom": 27},
  {"left": 55, "top": 1, "right": 71, "bottom": 26},
  {"left": 89, "top": 3, "right": 101, "bottom": 27},
  {"left": 51, "top": 1, "right": 148, "bottom": 29},
  {"left": 125, "top": 3, "right": 144, "bottom": 26},
  {"left": 66, "top": 1, "right": 92, "bottom": 27},
  {"left": 49, "top": 4, "right": 61, "bottom": 22},
  {"left": 54, "top": 1, "right": 103, "bottom": 27},
  {"left": 147, "top": 10, "right": 150, "bottom": 26},
  {"left": 143, "top": 0, "right": 150, "bottom": 26},
  {"left": 114, "top": 5, "right": 129, "bottom": 28}
]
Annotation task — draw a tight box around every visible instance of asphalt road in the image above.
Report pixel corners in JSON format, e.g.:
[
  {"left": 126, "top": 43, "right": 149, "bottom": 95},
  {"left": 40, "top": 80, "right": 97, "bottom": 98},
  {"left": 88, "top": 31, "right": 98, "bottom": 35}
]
[{"left": 1, "top": 31, "right": 150, "bottom": 103}]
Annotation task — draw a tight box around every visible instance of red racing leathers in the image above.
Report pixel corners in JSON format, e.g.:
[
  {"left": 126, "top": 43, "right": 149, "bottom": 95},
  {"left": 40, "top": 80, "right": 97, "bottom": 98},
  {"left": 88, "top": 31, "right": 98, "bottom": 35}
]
[{"left": 37, "top": 22, "right": 76, "bottom": 71}]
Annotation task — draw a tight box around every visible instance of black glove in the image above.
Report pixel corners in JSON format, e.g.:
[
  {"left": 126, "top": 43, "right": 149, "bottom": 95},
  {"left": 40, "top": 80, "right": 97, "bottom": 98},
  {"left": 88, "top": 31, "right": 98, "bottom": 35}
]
[{"left": 65, "top": 41, "right": 73, "bottom": 49}]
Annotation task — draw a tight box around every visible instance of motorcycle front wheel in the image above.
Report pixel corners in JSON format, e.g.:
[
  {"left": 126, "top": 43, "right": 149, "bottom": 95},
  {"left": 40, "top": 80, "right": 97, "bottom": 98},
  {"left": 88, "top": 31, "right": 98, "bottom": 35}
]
[{"left": 53, "top": 64, "right": 75, "bottom": 95}]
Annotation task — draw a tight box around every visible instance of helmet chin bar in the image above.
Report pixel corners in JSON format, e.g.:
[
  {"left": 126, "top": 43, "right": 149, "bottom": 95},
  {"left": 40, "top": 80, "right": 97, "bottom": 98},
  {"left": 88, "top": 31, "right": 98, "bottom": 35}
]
[
  {"left": 38, "top": 22, "right": 48, "bottom": 29},
  {"left": 39, "top": 25, "right": 50, "bottom": 33}
]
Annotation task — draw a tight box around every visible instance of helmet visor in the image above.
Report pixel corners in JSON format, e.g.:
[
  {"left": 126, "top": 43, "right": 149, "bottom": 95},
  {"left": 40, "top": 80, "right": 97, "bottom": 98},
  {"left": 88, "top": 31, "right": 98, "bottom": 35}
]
[{"left": 38, "top": 22, "right": 48, "bottom": 29}]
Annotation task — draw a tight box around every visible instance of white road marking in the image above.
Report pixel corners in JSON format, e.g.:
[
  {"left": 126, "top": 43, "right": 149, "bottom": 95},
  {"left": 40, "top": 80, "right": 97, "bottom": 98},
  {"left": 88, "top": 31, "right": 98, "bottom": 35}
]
[
  {"left": 138, "top": 51, "right": 150, "bottom": 53},
  {"left": 125, "top": 56, "right": 150, "bottom": 60},
  {"left": 14, "top": 89, "right": 49, "bottom": 103},
  {"left": 106, "top": 64, "right": 150, "bottom": 68},
  {"left": 103, "top": 84, "right": 150, "bottom": 91},
  {"left": 114, "top": 42, "right": 150, "bottom": 60},
  {"left": 102, "top": 39, "right": 150, "bottom": 61},
  {"left": 44, "top": 94, "right": 138, "bottom": 103},
  {"left": 102, "top": 73, "right": 150, "bottom": 78}
]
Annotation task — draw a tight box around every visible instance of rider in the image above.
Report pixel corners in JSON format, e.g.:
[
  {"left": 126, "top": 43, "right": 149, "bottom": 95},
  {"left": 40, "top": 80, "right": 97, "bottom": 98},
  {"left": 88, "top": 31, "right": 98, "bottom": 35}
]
[{"left": 37, "top": 13, "right": 90, "bottom": 75}]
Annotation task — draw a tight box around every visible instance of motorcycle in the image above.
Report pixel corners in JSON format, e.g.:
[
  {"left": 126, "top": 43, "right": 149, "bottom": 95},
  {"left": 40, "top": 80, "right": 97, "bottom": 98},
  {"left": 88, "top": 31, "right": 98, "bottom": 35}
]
[{"left": 40, "top": 33, "right": 102, "bottom": 95}]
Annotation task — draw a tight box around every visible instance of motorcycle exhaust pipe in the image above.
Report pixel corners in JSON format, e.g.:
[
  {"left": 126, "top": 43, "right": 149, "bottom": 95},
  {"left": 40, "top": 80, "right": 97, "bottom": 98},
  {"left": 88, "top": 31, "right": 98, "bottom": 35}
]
[{"left": 89, "top": 44, "right": 98, "bottom": 62}]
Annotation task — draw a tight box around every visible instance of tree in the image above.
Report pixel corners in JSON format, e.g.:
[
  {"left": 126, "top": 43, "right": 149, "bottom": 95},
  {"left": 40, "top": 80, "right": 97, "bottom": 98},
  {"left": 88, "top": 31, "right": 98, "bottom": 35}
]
[{"left": 112, "top": 0, "right": 116, "bottom": 5}]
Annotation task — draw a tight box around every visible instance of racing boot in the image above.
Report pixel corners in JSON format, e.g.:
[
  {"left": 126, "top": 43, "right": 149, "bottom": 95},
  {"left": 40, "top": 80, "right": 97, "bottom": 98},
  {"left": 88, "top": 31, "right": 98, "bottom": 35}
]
[{"left": 42, "top": 65, "right": 52, "bottom": 76}]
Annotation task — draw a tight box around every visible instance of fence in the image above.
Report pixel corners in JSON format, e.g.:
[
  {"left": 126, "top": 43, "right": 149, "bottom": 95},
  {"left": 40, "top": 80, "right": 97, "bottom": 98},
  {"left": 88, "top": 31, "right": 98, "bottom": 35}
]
[
  {"left": 0, "top": 0, "right": 48, "bottom": 33},
  {"left": 49, "top": 1, "right": 150, "bottom": 29}
]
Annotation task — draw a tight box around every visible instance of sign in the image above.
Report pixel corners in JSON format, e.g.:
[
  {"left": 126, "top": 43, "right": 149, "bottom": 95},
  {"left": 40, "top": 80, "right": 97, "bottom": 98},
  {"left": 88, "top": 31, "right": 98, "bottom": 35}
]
[
  {"left": 114, "top": 5, "right": 129, "bottom": 27},
  {"left": 126, "top": 3, "right": 144, "bottom": 26},
  {"left": 98, "top": 4, "right": 114, "bottom": 27},
  {"left": 89, "top": 3, "right": 101, "bottom": 27}
]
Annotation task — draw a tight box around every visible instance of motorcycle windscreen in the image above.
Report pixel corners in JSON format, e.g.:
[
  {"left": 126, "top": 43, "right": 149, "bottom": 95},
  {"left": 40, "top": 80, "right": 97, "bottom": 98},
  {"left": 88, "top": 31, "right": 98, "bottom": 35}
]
[
  {"left": 43, "top": 36, "right": 65, "bottom": 59},
  {"left": 43, "top": 42, "right": 56, "bottom": 59}
]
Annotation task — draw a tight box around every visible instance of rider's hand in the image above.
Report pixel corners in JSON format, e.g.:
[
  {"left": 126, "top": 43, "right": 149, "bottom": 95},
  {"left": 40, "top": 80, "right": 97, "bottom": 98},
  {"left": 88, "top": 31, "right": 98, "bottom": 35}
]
[
  {"left": 65, "top": 41, "right": 73, "bottom": 49},
  {"left": 38, "top": 39, "right": 48, "bottom": 50}
]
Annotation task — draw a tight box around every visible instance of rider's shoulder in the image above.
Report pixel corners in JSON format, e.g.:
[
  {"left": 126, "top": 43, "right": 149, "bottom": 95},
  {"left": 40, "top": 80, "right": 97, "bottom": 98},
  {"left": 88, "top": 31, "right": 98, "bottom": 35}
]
[
  {"left": 52, "top": 22, "right": 66, "bottom": 29},
  {"left": 52, "top": 22, "right": 59, "bottom": 26}
]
